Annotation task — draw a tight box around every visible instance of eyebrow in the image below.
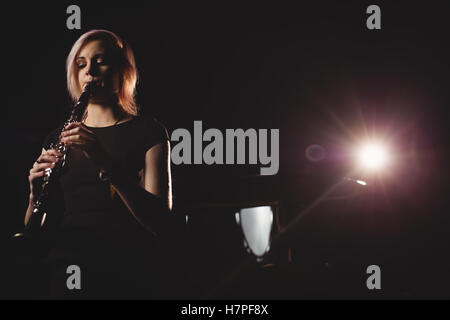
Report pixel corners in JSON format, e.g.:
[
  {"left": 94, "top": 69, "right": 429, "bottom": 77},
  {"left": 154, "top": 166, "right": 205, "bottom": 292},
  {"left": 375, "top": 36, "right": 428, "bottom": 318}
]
[{"left": 76, "top": 53, "right": 105, "bottom": 60}]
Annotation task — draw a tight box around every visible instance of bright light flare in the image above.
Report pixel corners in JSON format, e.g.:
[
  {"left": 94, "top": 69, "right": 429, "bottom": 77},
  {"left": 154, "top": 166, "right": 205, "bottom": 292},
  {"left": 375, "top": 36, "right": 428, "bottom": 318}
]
[{"left": 358, "top": 143, "right": 389, "bottom": 170}]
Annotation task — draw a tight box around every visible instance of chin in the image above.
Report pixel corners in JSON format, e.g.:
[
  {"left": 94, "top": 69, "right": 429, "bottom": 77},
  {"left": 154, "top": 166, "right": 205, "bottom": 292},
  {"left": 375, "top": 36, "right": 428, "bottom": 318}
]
[{"left": 91, "top": 91, "right": 118, "bottom": 104}]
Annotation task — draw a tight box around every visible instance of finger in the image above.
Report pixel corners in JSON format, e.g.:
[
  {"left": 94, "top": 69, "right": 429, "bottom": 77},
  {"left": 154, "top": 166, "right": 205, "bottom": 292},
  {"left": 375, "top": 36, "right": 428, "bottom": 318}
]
[
  {"left": 61, "top": 126, "right": 81, "bottom": 137},
  {"left": 62, "top": 125, "right": 93, "bottom": 140},
  {"left": 29, "top": 171, "right": 48, "bottom": 185},
  {"left": 37, "top": 154, "right": 61, "bottom": 164},
  {"left": 41, "top": 149, "right": 63, "bottom": 161},
  {"left": 30, "top": 162, "right": 56, "bottom": 173},
  {"left": 29, "top": 171, "right": 47, "bottom": 182},
  {"left": 78, "top": 122, "right": 93, "bottom": 133},
  {"left": 64, "top": 121, "right": 87, "bottom": 131},
  {"left": 61, "top": 134, "right": 82, "bottom": 145},
  {"left": 38, "top": 153, "right": 61, "bottom": 162},
  {"left": 61, "top": 133, "right": 95, "bottom": 146},
  {"left": 62, "top": 125, "right": 93, "bottom": 138},
  {"left": 62, "top": 139, "right": 90, "bottom": 149},
  {"left": 64, "top": 122, "right": 79, "bottom": 131},
  {"left": 45, "top": 149, "right": 64, "bottom": 157}
]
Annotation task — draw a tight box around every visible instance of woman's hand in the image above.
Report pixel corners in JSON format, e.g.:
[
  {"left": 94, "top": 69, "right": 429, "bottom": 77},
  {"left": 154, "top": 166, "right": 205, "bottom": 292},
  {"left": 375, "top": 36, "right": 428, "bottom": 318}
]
[
  {"left": 60, "top": 122, "right": 112, "bottom": 172},
  {"left": 29, "top": 149, "right": 63, "bottom": 201}
]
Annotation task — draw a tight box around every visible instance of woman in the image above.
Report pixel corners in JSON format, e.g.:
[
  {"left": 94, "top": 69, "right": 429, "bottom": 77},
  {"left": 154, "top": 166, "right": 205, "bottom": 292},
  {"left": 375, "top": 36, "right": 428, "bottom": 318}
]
[{"left": 25, "top": 30, "right": 184, "bottom": 298}]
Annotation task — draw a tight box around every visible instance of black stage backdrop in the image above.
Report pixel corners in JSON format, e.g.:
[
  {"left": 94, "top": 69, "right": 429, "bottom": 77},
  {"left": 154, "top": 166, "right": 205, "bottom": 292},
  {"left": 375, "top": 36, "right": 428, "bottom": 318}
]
[{"left": 2, "top": 1, "right": 450, "bottom": 300}]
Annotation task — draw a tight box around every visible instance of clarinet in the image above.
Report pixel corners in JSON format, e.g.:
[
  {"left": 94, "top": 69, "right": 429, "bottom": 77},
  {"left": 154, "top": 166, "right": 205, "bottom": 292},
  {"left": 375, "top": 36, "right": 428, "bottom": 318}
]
[{"left": 14, "top": 82, "right": 93, "bottom": 239}]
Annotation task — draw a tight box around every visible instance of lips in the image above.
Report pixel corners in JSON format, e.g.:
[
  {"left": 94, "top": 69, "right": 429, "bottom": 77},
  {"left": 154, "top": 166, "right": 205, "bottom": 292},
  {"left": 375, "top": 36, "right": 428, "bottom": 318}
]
[{"left": 84, "top": 80, "right": 104, "bottom": 89}]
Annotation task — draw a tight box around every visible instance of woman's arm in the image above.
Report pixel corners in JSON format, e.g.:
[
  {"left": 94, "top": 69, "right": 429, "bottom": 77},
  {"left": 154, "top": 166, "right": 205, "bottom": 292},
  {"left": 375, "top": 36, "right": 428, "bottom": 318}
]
[
  {"left": 25, "top": 148, "right": 64, "bottom": 226},
  {"left": 61, "top": 121, "right": 179, "bottom": 237},
  {"left": 109, "top": 140, "right": 174, "bottom": 236}
]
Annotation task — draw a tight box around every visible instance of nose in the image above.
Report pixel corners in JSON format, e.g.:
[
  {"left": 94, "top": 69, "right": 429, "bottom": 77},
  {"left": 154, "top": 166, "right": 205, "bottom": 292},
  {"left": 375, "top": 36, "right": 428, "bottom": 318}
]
[{"left": 85, "top": 61, "right": 100, "bottom": 77}]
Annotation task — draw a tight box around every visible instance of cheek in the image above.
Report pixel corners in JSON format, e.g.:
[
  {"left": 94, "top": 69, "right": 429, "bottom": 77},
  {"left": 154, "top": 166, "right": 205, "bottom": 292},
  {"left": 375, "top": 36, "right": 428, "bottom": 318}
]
[
  {"left": 112, "top": 73, "right": 121, "bottom": 89},
  {"left": 103, "top": 68, "right": 120, "bottom": 88},
  {"left": 99, "top": 65, "right": 110, "bottom": 74},
  {"left": 100, "top": 67, "right": 114, "bottom": 82},
  {"left": 77, "top": 71, "right": 84, "bottom": 87}
]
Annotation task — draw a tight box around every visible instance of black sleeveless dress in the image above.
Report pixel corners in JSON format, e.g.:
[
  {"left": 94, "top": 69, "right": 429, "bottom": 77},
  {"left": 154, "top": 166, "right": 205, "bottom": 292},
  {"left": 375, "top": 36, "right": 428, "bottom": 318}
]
[{"left": 41, "top": 116, "right": 176, "bottom": 298}]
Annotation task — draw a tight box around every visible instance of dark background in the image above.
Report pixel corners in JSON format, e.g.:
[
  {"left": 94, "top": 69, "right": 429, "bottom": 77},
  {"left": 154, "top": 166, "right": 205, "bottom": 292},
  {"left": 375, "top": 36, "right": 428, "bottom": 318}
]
[{"left": 3, "top": 1, "right": 450, "bottom": 298}]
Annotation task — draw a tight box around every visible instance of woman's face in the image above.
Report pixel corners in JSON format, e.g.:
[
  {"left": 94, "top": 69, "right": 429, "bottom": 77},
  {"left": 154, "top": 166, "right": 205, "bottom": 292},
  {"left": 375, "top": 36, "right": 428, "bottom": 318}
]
[{"left": 76, "top": 39, "right": 120, "bottom": 101}]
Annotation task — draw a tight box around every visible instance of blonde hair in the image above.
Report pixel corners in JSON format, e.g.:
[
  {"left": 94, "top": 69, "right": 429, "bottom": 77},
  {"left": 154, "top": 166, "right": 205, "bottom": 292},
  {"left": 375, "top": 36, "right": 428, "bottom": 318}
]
[{"left": 66, "top": 29, "right": 138, "bottom": 115}]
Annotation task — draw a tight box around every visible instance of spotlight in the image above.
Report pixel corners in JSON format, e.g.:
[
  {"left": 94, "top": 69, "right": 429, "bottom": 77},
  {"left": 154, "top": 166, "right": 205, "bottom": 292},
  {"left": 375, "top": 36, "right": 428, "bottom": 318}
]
[{"left": 357, "top": 143, "right": 389, "bottom": 170}]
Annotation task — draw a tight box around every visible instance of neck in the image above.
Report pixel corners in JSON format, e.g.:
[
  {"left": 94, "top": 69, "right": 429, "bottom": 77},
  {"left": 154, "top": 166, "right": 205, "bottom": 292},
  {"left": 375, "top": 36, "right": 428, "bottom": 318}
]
[{"left": 83, "top": 102, "right": 124, "bottom": 127}]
